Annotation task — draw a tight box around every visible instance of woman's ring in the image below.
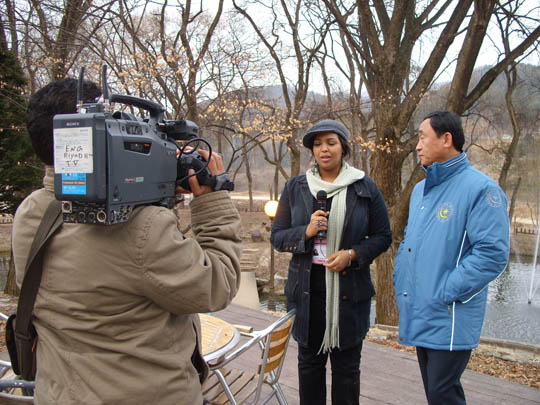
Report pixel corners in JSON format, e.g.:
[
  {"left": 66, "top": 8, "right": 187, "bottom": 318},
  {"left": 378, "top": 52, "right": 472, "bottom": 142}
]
[{"left": 317, "top": 220, "right": 322, "bottom": 227}]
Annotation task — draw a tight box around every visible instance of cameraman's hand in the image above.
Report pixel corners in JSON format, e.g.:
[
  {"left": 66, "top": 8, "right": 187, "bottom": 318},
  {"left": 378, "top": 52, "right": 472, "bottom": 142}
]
[{"left": 175, "top": 149, "right": 225, "bottom": 197}]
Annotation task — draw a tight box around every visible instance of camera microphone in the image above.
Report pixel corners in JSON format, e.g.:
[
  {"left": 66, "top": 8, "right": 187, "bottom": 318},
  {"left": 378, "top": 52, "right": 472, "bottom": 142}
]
[{"left": 316, "top": 190, "right": 327, "bottom": 238}]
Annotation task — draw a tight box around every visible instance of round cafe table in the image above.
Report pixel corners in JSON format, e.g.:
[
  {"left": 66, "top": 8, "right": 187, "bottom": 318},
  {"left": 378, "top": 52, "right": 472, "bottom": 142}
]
[
  {"left": 199, "top": 314, "right": 240, "bottom": 363},
  {"left": 0, "top": 313, "right": 240, "bottom": 401}
]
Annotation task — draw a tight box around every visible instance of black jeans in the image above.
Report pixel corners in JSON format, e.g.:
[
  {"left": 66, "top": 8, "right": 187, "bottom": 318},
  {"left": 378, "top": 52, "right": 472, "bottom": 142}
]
[
  {"left": 298, "top": 265, "right": 362, "bottom": 405},
  {"left": 416, "top": 346, "right": 472, "bottom": 405},
  {"left": 298, "top": 265, "right": 363, "bottom": 404},
  {"left": 298, "top": 341, "right": 362, "bottom": 405}
]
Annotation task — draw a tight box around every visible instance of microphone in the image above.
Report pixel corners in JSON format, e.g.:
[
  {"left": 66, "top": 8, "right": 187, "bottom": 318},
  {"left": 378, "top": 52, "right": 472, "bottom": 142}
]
[{"left": 316, "top": 190, "right": 327, "bottom": 238}]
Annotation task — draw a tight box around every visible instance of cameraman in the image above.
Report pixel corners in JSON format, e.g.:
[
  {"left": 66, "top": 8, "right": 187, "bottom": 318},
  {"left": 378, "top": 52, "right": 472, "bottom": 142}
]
[{"left": 11, "top": 78, "right": 242, "bottom": 404}]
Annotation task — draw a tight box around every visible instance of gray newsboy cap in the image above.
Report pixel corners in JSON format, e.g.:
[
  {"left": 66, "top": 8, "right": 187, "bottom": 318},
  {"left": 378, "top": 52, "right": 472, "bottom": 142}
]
[{"left": 302, "top": 119, "right": 350, "bottom": 149}]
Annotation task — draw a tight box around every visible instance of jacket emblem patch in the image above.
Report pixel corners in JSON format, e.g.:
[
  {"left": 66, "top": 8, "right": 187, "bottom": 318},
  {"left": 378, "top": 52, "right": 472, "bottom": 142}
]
[
  {"left": 437, "top": 202, "right": 454, "bottom": 222},
  {"left": 486, "top": 188, "right": 503, "bottom": 208}
]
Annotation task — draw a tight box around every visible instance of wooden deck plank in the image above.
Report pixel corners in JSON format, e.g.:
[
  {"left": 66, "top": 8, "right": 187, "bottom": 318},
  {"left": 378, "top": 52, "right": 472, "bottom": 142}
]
[{"left": 211, "top": 304, "right": 540, "bottom": 404}]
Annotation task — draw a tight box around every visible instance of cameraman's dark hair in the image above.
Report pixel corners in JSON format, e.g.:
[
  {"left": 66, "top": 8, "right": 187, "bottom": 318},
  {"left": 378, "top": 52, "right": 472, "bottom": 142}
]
[
  {"left": 423, "top": 110, "right": 465, "bottom": 152},
  {"left": 26, "top": 78, "right": 101, "bottom": 165}
]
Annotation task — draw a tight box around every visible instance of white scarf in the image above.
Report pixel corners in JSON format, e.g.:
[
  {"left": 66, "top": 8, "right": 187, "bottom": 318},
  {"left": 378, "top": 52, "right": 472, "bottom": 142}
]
[{"left": 306, "top": 162, "right": 365, "bottom": 352}]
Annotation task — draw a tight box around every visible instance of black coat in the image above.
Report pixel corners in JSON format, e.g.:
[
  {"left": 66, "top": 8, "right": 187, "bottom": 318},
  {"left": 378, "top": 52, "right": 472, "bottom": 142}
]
[{"left": 270, "top": 174, "right": 392, "bottom": 348}]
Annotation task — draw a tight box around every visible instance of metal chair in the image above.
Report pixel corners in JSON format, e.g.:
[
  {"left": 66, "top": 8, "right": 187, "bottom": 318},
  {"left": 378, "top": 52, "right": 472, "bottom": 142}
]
[
  {"left": 0, "top": 313, "right": 34, "bottom": 404},
  {"left": 202, "top": 309, "right": 296, "bottom": 405}
]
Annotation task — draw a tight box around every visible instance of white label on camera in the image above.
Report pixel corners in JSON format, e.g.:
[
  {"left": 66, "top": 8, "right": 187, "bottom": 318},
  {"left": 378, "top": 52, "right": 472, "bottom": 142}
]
[{"left": 54, "top": 127, "right": 93, "bottom": 173}]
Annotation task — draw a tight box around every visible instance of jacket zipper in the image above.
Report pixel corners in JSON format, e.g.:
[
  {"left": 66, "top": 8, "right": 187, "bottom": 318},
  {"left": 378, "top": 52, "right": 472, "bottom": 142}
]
[
  {"left": 450, "top": 302, "right": 456, "bottom": 351},
  {"left": 450, "top": 231, "right": 467, "bottom": 351}
]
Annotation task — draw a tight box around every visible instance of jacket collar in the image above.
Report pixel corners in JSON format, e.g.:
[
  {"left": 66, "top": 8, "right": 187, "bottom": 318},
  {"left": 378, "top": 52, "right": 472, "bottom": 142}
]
[{"left": 423, "top": 152, "right": 469, "bottom": 192}]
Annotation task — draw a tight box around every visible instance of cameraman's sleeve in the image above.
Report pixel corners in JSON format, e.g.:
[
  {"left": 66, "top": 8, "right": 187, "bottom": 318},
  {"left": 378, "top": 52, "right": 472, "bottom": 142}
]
[{"left": 140, "top": 191, "right": 242, "bottom": 314}]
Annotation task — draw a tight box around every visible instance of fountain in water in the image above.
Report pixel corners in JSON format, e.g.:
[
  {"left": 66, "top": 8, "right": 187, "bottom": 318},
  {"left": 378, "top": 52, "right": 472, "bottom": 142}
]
[{"left": 527, "top": 217, "right": 540, "bottom": 304}]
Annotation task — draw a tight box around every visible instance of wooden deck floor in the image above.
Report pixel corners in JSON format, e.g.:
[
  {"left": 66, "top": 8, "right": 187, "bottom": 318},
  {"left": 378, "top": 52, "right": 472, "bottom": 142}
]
[{"left": 212, "top": 304, "right": 540, "bottom": 404}]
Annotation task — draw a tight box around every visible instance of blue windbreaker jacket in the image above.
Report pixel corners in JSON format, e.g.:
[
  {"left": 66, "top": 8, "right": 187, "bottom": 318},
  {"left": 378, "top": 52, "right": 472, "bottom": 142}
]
[{"left": 393, "top": 153, "right": 510, "bottom": 350}]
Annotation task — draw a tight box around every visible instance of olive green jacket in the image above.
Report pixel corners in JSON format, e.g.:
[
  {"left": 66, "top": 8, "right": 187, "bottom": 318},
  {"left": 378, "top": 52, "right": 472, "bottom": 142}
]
[{"left": 12, "top": 167, "right": 242, "bottom": 404}]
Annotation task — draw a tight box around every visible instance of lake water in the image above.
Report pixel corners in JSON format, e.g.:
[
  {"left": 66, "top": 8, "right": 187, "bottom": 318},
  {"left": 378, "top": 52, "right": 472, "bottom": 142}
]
[
  {"left": 1, "top": 251, "right": 538, "bottom": 345},
  {"left": 261, "top": 255, "right": 540, "bottom": 346},
  {"left": 482, "top": 257, "right": 540, "bottom": 345}
]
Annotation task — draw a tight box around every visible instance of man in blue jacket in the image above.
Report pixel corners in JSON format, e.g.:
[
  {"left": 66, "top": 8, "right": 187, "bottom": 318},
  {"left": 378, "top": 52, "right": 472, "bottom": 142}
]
[{"left": 393, "top": 110, "right": 510, "bottom": 404}]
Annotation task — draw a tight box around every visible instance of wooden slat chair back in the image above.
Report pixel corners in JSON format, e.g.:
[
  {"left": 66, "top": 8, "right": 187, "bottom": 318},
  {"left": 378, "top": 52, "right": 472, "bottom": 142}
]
[{"left": 203, "top": 309, "right": 296, "bottom": 405}]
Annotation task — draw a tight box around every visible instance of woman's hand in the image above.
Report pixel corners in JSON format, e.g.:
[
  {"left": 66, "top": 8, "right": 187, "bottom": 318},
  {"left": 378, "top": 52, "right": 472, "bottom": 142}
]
[
  {"left": 325, "top": 249, "right": 354, "bottom": 273},
  {"left": 305, "top": 210, "right": 329, "bottom": 239}
]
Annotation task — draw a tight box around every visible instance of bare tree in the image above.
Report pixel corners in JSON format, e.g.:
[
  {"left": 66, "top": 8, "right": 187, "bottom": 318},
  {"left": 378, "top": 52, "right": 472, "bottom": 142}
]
[
  {"left": 2, "top": 1, "right": 18, "bottom": 56},
  {"left": 494, "top": 0, "right": 539, "bottom": 196},
  {"left": 3, "top": 0, "right": 113, "bottom": 89},
  {"left": 109, "top": 0, "right": 225, "bottom": 121},
  {"left": 323, "top": 17, "right": 376, "bottom": 171},
  {"left": 201, "top": 11, "right": 277, "bottom": 207},
  {"left": 232, "top": 0, "right": 330, "bottom": 178},
  {"left": 323, "top": 0, "right": 540, "bottom": 325}
]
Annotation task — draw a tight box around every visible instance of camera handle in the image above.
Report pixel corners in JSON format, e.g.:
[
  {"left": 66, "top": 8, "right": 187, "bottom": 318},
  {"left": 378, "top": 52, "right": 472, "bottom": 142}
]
[{"left": 109, "top": 94, "right": 165, "bottom": 126}]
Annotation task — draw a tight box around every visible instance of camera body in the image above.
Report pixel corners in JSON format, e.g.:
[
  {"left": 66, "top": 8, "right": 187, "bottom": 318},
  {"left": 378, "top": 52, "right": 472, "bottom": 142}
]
[{"left": 53, "top": 67, "right": 232, "bottom": 225}]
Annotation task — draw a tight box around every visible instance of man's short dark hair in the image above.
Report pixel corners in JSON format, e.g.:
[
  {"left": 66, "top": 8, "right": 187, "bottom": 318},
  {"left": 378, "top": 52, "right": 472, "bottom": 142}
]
[
  {"left": 423, "top": 110, "right": 465, "bottom": 152},
  {"left": 26, "top": 78, "right": 101, "bottom": 165}
]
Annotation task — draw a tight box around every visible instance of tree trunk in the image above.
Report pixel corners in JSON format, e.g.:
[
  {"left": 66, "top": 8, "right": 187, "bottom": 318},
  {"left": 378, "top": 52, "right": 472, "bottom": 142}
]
[
  {"left": 185, "top": 90, "right": 198, "bottom": 123},
  {"left": 446, "top": 0, "right": 496, "bottom": 111},
  {"left": 498, "top": 66, "right": 520, "bottom": 192},
  {"left": 374, "top": 244, "right": 398, "bottom": 325},
  {"left": 217, "top": 128, "right": 223, "bottom": 154},
  {"left": 369, "top": 117, "right": 425, "bottom": 325},
  {"left": 243, "top": 135, "right": 254, "bottom": 211},
  {"left": 508, "top": 177, "right": 521, "bottom": 230},
  {"left": 369, "top": 128, "right": 406, "bottom": 325},
  {"left": 361, "top": 150, "right": 369, "bottom": 174},
  {"left": 287, "top": 132, "right": 301, "bottom": 178},
  {"left": 273, "top": 166, "right": 279, "bottom": 201},
  {"left": 269, "top": 238, "right": 275, "bottom": 295},
  {"left": 352, "top": 142, "right": 359, "bottom": 169},
  {"left": 48, "top": 0, "right": 92, "bottom": 80},
  {"left": 370, "top": 139, "right": 402, "bottom": 208}
]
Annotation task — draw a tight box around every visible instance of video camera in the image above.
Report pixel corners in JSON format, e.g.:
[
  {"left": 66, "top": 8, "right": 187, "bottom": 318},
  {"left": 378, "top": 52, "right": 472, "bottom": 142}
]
[{"left": 53, "top": 66, "right": 234, "bottom": 225}]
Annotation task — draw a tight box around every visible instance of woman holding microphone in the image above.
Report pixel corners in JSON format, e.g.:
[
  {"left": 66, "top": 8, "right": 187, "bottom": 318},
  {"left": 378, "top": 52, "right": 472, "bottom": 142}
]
[{"left": 271, "top": 120, "right": 392, "bottom": 405}]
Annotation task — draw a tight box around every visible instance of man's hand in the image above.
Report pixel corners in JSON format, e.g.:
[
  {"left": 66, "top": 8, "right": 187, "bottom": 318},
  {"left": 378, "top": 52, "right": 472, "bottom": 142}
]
[{"left": 176, "top": 149, "right": 225, "bottom": 197}]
